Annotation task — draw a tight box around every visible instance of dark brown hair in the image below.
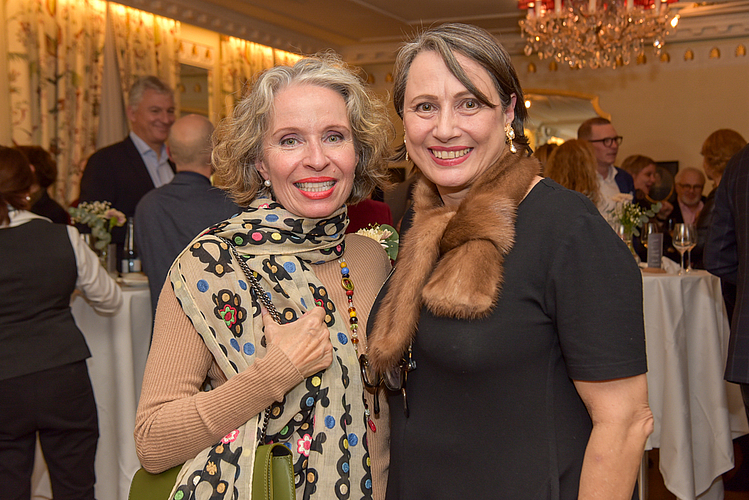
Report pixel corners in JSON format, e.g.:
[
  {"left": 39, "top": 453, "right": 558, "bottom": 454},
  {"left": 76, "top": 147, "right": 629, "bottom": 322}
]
[
  {"left": 391, "top": 23, "right": 529, "bottom": 159},
  {"left": 0, "top": 147, "right": 35, "bottom": 225},
  {"left": 577, "top": 117, "right": 612, "bottom": 141},
  {"left": 15, "top": 145, "right": 57, "bottom": 188}
]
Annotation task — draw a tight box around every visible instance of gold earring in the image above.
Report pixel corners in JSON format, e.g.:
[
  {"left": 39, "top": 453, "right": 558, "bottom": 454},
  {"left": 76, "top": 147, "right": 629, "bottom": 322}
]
[
  {"left": 505, "top": 123, "right": 517, "bottom": 154},
  {"left": 404, "top": 136, "right": 410, "bottom": 163}
]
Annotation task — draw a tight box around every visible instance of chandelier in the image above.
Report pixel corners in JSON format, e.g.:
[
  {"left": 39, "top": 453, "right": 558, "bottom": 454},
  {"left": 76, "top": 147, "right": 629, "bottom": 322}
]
[{"left": 518, "top": 0, "right": 680, "bottom": 68}]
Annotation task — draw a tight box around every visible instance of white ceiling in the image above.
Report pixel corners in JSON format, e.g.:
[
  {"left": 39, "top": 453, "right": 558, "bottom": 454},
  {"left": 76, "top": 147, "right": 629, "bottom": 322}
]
[{"left": 199, "top": 0, "right": 524, "bottom": 46}]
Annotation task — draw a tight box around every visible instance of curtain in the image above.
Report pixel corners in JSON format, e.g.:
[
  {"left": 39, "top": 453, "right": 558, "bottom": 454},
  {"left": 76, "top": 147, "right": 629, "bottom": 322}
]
[
  {"left": 5, "top": 0, "right": 106, "bottom": 205},
  {"left": 108, "top": 2, "right": 180, "bottom": 109},
  {"left": 219, "top": 35, "right": 301, "bottom": 116}
]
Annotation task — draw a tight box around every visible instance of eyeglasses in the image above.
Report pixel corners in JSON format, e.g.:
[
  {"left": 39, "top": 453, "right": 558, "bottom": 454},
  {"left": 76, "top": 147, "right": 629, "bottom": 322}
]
[
  {"left": 588, "top": 136, "right": 623, "bottom": 147},
  {"left": 677, "top": 183, "right": 704, "bottom": 191},
  {"left": 359, "top": 346, "right": 416, "bottom": 417}
]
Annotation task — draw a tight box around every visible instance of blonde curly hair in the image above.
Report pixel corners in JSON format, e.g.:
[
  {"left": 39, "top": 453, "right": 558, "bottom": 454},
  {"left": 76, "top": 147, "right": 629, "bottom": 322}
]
[{"left": 212, "top": 53, "right": 394, "bottom": 207}]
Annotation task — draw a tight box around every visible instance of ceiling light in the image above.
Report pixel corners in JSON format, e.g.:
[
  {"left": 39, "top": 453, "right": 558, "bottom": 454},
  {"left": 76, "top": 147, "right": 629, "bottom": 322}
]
[{"left": 518, "top": 0, "right": 680, "bottom": 69}]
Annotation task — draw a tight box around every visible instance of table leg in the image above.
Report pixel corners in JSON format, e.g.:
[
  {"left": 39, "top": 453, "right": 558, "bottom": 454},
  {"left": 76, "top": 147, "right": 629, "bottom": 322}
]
[{"left": 639, "top": 450, "right": 648, "bottom": 500}]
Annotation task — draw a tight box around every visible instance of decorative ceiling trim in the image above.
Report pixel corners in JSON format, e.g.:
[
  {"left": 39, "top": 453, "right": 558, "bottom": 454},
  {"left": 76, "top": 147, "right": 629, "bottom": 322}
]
[
  {"left": 343, "top": 2, "right": 749, "bottom": 64},
  {"left": 114, "top": 0, "right": 339, "bottom": 55},
  {"left": 113, "top": 0, "right": 749, "bottom": 65}
]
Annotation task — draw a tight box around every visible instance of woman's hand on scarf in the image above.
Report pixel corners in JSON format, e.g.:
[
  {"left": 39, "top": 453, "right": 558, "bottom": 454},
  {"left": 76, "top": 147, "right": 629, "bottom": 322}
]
[{"left": 262, "top": 306, "right": 333, "bottom": 378}]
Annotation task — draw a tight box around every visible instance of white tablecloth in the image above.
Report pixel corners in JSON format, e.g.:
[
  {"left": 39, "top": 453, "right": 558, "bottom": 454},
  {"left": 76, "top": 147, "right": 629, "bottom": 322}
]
[
  {"left": 31, "top": 285, "right": 151, "bottom": 500},
  {"left": 643, "top": 270, "right": 749, "bottom": 500}
]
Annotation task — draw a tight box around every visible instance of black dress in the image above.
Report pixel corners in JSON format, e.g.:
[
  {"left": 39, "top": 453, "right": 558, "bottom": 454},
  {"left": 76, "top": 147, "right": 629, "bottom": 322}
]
[{"left": 375, "top": 179, "right": 647, "bottom": 499}]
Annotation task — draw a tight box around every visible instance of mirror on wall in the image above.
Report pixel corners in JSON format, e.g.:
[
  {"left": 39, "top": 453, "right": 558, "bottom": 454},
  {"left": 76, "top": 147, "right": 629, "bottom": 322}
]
[
  {"left": 523, "top": 90, "right": 606, "bottom": 149},
  {"left": 179, "top": 64, "right": 210, "bottom": 118}
]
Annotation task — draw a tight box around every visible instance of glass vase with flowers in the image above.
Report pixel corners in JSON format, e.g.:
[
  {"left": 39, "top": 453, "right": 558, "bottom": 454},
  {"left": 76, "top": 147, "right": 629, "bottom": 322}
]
[
  {"left": 608, "top": 193, "right": 661, "bottom": 261},
  {"left": 68, "top": 201, "right": 126, "bottom": 271}
]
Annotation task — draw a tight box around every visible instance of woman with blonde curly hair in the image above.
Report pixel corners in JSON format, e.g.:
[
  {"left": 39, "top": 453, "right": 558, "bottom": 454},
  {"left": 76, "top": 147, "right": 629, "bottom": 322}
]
[
  {"left": 692, "top": 129, "right": 747, "bottom": 269},
  {"left": 136, "top": 53, "right": 394, "bottom": 499},
  {"left": 544, "top": 139, "right": 601, "bottom": 207}
]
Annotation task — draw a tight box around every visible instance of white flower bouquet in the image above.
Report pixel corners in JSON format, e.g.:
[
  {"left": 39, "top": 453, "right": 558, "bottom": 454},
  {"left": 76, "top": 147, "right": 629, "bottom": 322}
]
[
  {"left": 609, "top": 194, "right": 661, "bottom": 237},
  {"left": 356, "top": 223, "right": 399, "bottom": 261},
  {"left": 68, "top": 201, "right": 126, "bottom": 249}
]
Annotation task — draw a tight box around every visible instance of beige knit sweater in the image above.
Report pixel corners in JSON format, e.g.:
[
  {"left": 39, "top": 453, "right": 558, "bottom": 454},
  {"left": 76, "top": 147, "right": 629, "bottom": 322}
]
[{"left": 134, "top": 234, "right": 392, "bottom": 500}]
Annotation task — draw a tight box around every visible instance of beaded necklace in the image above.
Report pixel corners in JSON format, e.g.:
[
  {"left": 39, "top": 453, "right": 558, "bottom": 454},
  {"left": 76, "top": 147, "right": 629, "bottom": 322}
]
[
  {"left": 338, "top": 258, "right": 359, "bottom": 354},
  {"left": 338, "top": 258, "right": 376, "bottom": 432}
]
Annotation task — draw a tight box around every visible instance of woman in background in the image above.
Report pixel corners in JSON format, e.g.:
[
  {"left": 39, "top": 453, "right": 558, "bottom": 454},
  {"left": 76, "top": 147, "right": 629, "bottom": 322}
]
[
  {"left": 532, "top": 142, "right": 557, "bottom": 174},
  {"left": 0, "top": 147, "right": 121, "bottom": 499},
  {"left": 544, "top": 139, "right": 600, "bottom": 206},
  {"left": 621, "top": 154, "right": 674, "bottom": 262},
  {"left": 694, "top": 129, "right": 746, "bottom": 269},
  {"left": 15, "top": 145, "right": 70, "bottom": 224}
]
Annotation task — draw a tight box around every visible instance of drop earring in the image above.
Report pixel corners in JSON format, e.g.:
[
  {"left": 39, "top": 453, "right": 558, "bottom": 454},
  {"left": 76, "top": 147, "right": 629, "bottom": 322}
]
[
  {"left": 404, "top": 136, "right": 410, "bottom": 163},
  {"left": 505, "top": 123, "right": 517, "bottom": 154},
  {"left": 263, "top": 179, "right": 272, "bottom": 188}
]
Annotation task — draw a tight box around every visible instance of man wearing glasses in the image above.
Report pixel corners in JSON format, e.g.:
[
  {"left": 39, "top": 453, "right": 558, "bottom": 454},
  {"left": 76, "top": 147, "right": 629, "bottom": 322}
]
[
  {"left": 578, "top": 117, "right": 634, "bottom": 217},
  {"left": 672, "top": 167, "right": 706, "bottom": 226}
]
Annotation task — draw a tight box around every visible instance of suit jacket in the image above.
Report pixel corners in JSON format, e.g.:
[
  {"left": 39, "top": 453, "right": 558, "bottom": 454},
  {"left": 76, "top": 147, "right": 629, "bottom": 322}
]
[
  {"left": 79, "top": 136, "right": 174, "bottom": 266},
  {"left": 614, "top": 167, "right": 635, "bottom": 196},
  {"left": 705, "top": 143, "right": 749, "bottom": 384},
  {"left": 134, "top": 171, "right": 240, "bottom": 315}
]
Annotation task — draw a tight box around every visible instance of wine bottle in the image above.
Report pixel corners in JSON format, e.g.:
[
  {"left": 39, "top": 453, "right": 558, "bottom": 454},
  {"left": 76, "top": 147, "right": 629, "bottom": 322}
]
[{"left": 121, "top": 218, "right": 142, "bottom": 274}]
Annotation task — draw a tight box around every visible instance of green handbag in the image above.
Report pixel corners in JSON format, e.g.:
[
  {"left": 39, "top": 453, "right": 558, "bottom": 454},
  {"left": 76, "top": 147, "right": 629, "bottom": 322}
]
[
  {"left": 251, "top": 443, "right": 295, "bottom": 500},
  {"left": 129, "top": 243, "right": 296, "bottom": 500},
  {"left": 128, "top": 442, "right": 295, "bottom": 500}
]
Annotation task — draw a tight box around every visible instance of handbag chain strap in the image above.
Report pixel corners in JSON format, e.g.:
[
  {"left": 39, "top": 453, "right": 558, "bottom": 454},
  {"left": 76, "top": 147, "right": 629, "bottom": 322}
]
[{"left": 218, "top": 236, "right": 281, "bottom": 443}]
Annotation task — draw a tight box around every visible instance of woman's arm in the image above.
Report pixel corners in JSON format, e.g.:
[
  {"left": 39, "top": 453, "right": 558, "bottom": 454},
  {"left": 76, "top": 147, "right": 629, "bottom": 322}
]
[
  {"left": 134, "top": 282, "right": 306, "bottom": 472},
  {"left": 67, "top": 225, "right": 122, "bottom": 313},
  {"left": 574, "top": 374, "right": 653, "bottom": 500}
]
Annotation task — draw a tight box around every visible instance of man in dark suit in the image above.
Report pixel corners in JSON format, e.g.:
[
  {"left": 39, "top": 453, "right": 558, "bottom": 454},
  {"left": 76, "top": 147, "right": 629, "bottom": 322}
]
[
  {"left": 661, "top": 167, "right": 707, "bottom": 264},
  {"left": 578, "top": 117, "right": 635, "bottom": 217},
  {"left": 705, "top": 143, "right": 749, "bottom": 417},
  {"left": 671, "top": 167, "right": 706, "bottom": 226},
  {"left": 78, "top": 76, "right": 176, "bottom": 266},
  {"left": 134, "top": 114, "right": 239, "bottom": 316},
  {"left": 705, "top": 143, "right": 749, "bottom": 491}
]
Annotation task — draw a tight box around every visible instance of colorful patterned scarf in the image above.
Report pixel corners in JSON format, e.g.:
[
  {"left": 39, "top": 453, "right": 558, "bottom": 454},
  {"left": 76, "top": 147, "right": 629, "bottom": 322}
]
[{"left": 168, "top": 198, "right": 372, "bottom": 499}]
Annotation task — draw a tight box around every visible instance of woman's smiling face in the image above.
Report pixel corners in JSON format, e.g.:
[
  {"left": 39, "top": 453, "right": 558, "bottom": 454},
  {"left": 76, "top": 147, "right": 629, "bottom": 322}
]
[
  {"left": 403, "top": 50, "right": 515, "bottom": 207},
  {"left": 256, "top": 83, "right": 357, "bottom": 219}
]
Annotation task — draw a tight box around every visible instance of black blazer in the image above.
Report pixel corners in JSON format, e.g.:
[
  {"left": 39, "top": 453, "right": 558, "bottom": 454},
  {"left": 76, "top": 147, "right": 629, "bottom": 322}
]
[
  {"left": 80, "top": 136, "right": 159, "bottom": 219},
  {"left": 79, "top": 136, "right": 174, "bottom": 267},
  {"left": 705, "top": 143, "right": 749, "bottom": 384}
]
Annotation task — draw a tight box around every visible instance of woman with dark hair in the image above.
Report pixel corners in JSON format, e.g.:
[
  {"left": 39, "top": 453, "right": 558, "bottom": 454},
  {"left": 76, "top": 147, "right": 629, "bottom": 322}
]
[
  {"left": 135, "top": 54, "right": 394, "bottom": 499},
  {"left": 0, "top": 146, "right": 121, "bottom": 499},
  {"left": 14, "top": 145, "right": 70, "bottom": 224},
  {"left": 364, "top": 23, "right": 652, "bottom": 499}
]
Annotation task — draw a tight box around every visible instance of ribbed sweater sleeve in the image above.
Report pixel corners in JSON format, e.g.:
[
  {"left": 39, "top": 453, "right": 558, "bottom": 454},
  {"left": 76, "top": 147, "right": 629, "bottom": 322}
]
[
  {"left": 134, "top": 282, "right": 304, "bottom": 471},
  {"left": 134, "top": 234, "right": 392, "bottom": 499}
]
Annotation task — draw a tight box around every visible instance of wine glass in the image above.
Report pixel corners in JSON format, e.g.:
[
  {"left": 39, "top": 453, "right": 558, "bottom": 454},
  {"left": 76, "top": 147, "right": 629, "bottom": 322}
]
[
  {"left": 672, "top": 223, "right": 695, "bottom": 275},
  {"left": 640, "top": 222, "right": 659, "bottom": 250}
]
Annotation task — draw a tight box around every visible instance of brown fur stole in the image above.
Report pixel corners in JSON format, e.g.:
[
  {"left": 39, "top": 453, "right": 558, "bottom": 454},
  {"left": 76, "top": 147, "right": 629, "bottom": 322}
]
[{"left": 367, "top": 150, "right": 541, "bottom": 374}]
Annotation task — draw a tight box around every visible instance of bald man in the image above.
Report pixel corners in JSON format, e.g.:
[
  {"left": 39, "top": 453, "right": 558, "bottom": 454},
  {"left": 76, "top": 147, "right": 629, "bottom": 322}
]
[{"left": 134, "top": 114, "right": 240, "bottom": 316}]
